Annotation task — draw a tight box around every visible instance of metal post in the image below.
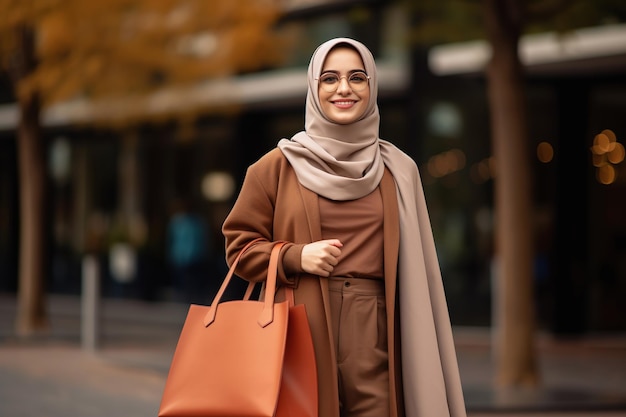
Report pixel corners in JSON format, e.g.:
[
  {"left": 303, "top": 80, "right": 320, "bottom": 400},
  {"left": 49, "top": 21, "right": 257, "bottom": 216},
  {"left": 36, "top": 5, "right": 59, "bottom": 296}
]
[{"left": 81, "top": 255, "right": 100, "bottom": 352}]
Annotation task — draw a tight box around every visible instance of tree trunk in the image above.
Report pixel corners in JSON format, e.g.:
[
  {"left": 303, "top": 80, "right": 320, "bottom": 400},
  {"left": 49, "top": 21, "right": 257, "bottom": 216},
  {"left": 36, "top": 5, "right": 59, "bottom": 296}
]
[
  {"left": 11, "top": 25, "right": 49, "bottom": 336},
  {"left": 16, "top": 95, "right": 48, "bottom": 336},
  {"left": 483, "top": 0, "right": 539, "bottom": 387}
]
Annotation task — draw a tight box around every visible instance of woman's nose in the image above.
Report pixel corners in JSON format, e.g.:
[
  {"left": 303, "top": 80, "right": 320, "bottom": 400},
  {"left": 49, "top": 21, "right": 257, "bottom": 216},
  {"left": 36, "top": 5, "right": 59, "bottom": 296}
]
[{"left": 336, "top": 77, "right": 351, "bottom": 94}]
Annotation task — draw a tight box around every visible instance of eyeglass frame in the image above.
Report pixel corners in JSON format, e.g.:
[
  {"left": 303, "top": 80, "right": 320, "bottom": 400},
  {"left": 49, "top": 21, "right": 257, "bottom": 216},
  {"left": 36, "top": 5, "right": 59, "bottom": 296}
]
[{"left": 315, "top": 71, "right": 370, "bottom": 93}]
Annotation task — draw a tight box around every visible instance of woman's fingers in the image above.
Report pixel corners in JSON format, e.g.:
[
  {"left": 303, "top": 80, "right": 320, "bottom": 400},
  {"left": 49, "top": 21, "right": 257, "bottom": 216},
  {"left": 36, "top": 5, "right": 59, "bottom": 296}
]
[{"left": 301, "top": 239, "right": 343, "bottom": 275}]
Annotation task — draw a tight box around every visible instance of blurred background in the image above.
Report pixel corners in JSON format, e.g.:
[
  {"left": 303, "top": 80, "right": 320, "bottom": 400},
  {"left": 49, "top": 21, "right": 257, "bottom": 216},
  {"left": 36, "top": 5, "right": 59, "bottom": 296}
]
[{"left": 1, "top": 0, "right": 626, "bottom": 411}]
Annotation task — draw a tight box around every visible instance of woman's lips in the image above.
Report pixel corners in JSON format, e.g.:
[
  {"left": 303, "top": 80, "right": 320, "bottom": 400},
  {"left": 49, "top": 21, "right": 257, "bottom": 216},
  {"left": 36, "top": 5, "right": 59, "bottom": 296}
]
[{"left": 332, "top": 100, "right": 357, "bottom": 109}]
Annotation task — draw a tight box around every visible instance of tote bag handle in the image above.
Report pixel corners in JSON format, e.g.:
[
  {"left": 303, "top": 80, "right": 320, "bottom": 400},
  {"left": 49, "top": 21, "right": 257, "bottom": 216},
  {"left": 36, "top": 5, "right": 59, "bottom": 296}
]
[{"left": 203, "top": 239, "right": 286, "bottom": 328}]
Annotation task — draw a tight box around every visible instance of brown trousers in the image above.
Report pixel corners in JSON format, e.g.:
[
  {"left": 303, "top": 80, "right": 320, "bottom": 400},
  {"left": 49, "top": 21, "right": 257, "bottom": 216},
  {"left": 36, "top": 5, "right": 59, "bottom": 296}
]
[{"left": 329, "top": 277, "right": 390, "bottom": 417}]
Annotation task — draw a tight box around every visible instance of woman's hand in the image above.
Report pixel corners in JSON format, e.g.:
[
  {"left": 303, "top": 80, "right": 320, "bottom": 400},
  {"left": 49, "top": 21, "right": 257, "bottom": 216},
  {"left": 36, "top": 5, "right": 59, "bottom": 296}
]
[{"left": 301, "top": 239, "right": 343, "bottom": 277}]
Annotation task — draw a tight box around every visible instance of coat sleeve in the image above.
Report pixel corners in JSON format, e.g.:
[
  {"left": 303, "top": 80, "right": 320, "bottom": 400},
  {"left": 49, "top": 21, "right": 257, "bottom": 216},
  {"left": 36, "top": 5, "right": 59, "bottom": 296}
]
[{"left": 222, "top": 152, "right": 304, "bottom": 284}]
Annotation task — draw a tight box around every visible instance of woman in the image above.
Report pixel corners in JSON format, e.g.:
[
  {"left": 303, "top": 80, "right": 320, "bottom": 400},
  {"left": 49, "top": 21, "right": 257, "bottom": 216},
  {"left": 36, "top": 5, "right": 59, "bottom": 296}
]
[{"left": 222, "top": 38, "right": 466, "bottom": 417}]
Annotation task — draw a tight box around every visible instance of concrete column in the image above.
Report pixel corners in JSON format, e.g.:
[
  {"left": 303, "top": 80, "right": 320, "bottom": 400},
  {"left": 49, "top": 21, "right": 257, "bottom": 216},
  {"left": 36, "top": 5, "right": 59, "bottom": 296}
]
[{"left": 81, "top": 255, "right": 100, "bottom": 352}]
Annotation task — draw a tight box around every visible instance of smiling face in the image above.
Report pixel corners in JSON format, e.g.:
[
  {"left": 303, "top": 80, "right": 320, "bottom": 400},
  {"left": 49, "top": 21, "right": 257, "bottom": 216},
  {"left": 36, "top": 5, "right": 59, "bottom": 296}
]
[{"left": 318, "top": 46, "right": 370, "bottom": 125}]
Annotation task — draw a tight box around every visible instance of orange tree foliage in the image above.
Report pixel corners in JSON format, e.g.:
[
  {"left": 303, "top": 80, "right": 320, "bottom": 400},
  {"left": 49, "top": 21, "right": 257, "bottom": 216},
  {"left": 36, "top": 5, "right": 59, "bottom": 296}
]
[
  {"left": 0, "top": 0, "right": 284, "bottom": 123},
  {"left": 0, "top": 0, "right": 285, "bottom": 336}
]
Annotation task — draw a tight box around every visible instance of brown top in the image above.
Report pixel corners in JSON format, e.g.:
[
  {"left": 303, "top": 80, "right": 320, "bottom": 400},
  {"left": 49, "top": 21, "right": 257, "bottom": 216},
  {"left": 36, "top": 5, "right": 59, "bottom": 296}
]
[{"left": 319, "top": 187, "right": 384, "bottom": 279}]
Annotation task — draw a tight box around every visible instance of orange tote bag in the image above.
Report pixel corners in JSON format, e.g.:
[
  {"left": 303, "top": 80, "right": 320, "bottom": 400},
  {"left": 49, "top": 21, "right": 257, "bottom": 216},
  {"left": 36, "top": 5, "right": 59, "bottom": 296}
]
[
  {"left": 275, "top": 289, "right": 318, "bottom": 417},
  {"left": 158, "top": 240, "right": 317, "bottom": 417}
]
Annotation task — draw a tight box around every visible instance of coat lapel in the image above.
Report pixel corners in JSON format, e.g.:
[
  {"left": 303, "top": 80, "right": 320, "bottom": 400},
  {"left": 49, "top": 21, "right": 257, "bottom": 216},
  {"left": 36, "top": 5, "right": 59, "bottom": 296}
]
[
  {"left": 380, "top": 168, "right": 401, "bottom": 415},
  {"left": 381, "top": 168, "right": 400, "bottom": 314},
  {"left": 297, "top": 182, "right": 341, "bottom": 409}
]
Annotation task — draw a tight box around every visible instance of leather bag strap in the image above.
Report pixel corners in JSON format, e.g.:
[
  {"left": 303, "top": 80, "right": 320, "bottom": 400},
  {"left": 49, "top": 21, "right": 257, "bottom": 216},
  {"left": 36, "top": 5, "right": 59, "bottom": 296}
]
[
  {"left": 284, "top": 286, "right": 295, "bottom": 307},
  {"left": 256, "top": 242, "right": 287, "bottom": 327},
  {"left": 203, "top": 240, "right": 287, "bottom": 328}
]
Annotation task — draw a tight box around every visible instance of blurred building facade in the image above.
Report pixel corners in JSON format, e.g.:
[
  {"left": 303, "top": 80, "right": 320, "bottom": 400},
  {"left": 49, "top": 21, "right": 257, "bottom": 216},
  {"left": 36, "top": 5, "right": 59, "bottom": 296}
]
[{"left": 0, "top": 0, "right": 625, "bottom": 333}]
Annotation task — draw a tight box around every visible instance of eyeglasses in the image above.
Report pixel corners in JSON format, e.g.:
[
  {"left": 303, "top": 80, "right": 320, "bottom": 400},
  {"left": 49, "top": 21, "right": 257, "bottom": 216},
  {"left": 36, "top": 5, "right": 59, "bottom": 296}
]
[{"left": 316, "top": 71, "right": 370, "bottom": 93}]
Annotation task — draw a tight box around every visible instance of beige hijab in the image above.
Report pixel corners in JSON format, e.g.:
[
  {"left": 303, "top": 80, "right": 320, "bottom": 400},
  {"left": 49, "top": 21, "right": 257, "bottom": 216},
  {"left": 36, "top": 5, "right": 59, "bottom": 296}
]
[
  {"left": 278, "top": 38, "right": 467, "bottom": 417},
  {"left": 278, "top": 37, "right": 383, "bottom": 200}
]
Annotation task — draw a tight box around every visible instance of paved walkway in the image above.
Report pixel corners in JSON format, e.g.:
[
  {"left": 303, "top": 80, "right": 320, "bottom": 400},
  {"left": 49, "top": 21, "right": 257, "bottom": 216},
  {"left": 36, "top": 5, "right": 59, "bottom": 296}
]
[{"left": 1, "top": 293, "right": 626, "bottom": 417}]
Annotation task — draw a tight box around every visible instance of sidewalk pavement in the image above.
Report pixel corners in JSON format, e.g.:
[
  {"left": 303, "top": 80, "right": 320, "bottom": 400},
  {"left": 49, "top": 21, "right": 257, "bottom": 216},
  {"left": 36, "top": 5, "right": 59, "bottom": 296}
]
[{"left": 1, "top": 293, "right": 626, "bottom": 417}]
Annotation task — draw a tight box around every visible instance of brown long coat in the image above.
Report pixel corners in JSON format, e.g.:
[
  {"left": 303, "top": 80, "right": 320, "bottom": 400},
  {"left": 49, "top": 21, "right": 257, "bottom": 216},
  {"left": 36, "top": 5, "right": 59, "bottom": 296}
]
[{"left": 222, "top": 148, "right": 404, "bottom": 416}]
